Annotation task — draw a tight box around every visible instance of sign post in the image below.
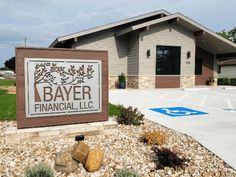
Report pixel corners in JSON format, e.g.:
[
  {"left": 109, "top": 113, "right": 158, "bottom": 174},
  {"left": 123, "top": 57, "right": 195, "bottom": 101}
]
[{"left": 16, "top": 47, "right": 108, "bottom": 129}]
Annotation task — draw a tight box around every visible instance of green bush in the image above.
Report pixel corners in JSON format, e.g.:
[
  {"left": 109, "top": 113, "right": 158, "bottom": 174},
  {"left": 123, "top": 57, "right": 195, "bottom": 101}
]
[
  {"left": 230, "top": 78, "right": 236, "bottom": 86},
  {"left": 217, "top": 78, "right": 230, "bottom": 85},
  {"left": 117, "top": 105, "right": 144, "bottom": 126},
  {"left": 0, "top": 67, "right": 9, "bottom": 70},
  {"left": 118, "top": 73, "right": 126, "bottom": 89},
  {"left": 24, "top": 163, "right": 54, "bottom": 177},
  {"left": 115, "top": 168, "right": 140, "bottom": 177},
  {"left": 118, "top": 73, "right": 126, "bottom": 83}
]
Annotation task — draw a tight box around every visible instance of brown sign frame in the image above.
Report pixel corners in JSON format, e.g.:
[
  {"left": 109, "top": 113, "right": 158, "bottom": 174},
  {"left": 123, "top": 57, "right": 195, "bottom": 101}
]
[{"left": 16, "top": 47, "right": 108, "bottom": 129}]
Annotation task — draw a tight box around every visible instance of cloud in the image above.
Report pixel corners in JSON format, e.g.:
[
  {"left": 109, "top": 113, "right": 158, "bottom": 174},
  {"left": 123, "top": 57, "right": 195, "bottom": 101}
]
[{"left": 0, "top": 0, "right": 235, "bottom": 67}]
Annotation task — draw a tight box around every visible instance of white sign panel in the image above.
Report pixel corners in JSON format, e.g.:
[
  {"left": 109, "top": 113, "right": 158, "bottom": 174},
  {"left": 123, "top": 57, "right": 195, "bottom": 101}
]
[{"left": 24, "top": 58, "right": 102, "bottom": 117}]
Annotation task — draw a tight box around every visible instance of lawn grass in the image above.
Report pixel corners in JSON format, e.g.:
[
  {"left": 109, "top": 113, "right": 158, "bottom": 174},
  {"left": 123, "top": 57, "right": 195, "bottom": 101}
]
[
  {"left": 0, "top": 82, "right": 120, "bottom": 120},
  {"left": 109, "top": 103, "right": 121, "bottom": 117},
  {"left": 0, "top": 79, "right": 16, "bottom": 86},
  {"left": 0, "top": 89, "right": 16, "bottom": 120}
]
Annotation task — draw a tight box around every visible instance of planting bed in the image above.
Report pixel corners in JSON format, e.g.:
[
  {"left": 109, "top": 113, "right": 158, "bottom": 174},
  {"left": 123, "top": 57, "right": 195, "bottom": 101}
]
[{"left": 0, "top": 120, "right": 236, "bottom": 177}]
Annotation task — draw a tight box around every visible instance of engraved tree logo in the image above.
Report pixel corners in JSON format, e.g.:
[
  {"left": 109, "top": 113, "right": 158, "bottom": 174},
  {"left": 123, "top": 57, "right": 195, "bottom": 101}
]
[{"left": 33, "top": 62, "right": 95, "bottom": 102}]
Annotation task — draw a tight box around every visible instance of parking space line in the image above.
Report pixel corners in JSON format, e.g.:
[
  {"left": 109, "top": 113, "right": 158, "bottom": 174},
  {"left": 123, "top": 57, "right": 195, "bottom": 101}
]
[
  {"left": 199, "top": 95, "right": 208, "bottom": 106},
  {"left": 226, "top": 99, "right": 233, "bottom": 109},
  {"left": 161, "top": 91, "right": 175, "bottom": 98},
  {"left": 154, "top": 92, "right": 225, "bottom": 112},
  {"left": 177, "top": 92, "right": 190, "bottom": 101}
]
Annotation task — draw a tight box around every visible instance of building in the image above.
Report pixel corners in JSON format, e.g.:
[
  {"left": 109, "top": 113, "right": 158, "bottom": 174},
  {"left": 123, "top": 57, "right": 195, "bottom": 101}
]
[
  {"left": 50, "top": 10, "right": 236, "bottom": 89},
  {"left": 218, "top": 59, "right": 236, "bottom": 78}
]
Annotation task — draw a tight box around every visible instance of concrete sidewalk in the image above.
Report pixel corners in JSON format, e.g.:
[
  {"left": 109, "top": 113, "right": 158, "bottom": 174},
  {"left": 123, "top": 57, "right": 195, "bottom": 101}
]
[{"left": 109, "top": 88, "right": 236, "bottom": 169}]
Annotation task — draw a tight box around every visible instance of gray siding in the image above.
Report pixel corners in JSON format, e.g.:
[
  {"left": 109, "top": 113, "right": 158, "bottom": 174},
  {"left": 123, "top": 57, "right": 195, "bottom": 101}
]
[
  {"left": 139, "top": 22, "right": 196, "bottom": 76},
  {"left": 218, "top": 65, "right": 236, "bottom": 78},
  {"left": 72, "top": 29, "right": 128, "bottom": 76},
  {"left": 71, "top": 21, "right": 199, "bottom": 88},
  {"left": 128, "top": 31, "right": 139, "bottom": 75}
]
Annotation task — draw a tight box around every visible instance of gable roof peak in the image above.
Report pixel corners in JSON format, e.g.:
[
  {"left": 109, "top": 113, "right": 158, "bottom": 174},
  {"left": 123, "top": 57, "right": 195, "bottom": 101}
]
[{"left": 50, "top": 9, "right": 171, "bottom": 47}]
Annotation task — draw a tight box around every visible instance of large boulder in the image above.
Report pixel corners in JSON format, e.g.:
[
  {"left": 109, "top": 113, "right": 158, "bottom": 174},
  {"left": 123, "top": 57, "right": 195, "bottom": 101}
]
[
  {"left": 54, "top": 150, "right": 79, "bottom": 173},
  {"left": 84, "top": 149, "right": 104, "bottom": 172},
  {"left": 71, "top": 142, "right": 89, "bottom": 164}
]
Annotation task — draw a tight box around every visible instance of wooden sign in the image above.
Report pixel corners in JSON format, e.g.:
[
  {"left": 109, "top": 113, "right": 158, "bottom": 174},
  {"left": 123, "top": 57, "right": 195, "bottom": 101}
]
[{"left": 16, "top": 47, "right": 108, "bottom": 129}]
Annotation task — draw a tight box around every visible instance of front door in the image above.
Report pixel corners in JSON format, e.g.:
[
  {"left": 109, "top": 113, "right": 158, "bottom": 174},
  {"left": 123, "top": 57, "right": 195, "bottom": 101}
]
[{"left": 155, "top": 45, "right": 181, "bottom": 88}]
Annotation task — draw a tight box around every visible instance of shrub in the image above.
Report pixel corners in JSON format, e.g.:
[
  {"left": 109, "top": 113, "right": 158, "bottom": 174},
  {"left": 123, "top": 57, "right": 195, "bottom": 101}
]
[
  {"left": 0, "top": 67, "right": 9, "bottom": 71},
  {"left": 141, "top": 131, "right": 167, "bottom": 145},
  {"left": 118, "top": 73, "right": 126, "bottom": 83},
  {"left": 24, "top": 163, "right": 54, "bottom": 177},
  {"left": 152, "top": 146, "right": 189, "bottom": 170},
  {"left": 217, "top": 78, "right": 230, "bottom": 85},
  {"left": 230, "top": 78, "right": 236, "bottom": 86},
  {"left": 117, "top": 105, "right": 144, "bottom": 126},
  {"left": 118, "top": 73, "right": 126, "bottom": 89},
  {"left": 115, "top": 168, "right": 140, "bottom": 177}
]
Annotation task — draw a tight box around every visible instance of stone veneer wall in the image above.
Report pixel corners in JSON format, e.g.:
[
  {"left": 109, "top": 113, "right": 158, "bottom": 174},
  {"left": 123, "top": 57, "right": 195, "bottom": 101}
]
[
  {"left": 180, "top": 75, "right": 195, "bottom": 88},
  {"left": 109, "top": 76, "right": 118, "bottom": 89},
  {"left": 109, "top": 75, "right": 155, "bottom": 89},
  {"left": 124, "top": 75, "right": 197, "bottom": 89},
  {"left": 110, "top": 75, "right": 195, "bottom": 89},
  {"left": 127, "top": 76, "right": 139, "bottom": 89},
  {"left": 138, "top": 76, "right": 155, "bottom": 89}
]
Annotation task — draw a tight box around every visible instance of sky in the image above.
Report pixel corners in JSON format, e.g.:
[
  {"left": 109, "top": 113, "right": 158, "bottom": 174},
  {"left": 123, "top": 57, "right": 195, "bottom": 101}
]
[{"left": 0, "top": 0, "right": 235, "bottom": 67}]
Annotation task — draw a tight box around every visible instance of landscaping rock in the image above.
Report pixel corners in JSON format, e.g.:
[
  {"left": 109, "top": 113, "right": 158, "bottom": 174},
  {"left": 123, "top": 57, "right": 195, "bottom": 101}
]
[
  {"left": 55, "top": 150, "right": 71, "bottom": 166},
  {"left": 54, "top": 159, "right": 79, "bottom": 174},
  {"left": 54, "top": 150, "right": 79, "bottom": 173},
  {"left": 85, "top": 149, "right": 104, "bottom": 172},
  {"left": 1, "top": 120, "right": 236, "bottom": 176},
  {"left": 71, "top": 141, "right": 89, "bottom": 164}
]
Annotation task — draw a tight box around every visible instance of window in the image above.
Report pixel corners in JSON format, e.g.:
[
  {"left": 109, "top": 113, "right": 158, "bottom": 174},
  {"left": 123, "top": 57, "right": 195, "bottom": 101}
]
[
  {"left": 195, "top": 57, "right": 202, "bottom": 75},
  {"left": 156, "top": 45, "right": 181, "bottom": 75}
]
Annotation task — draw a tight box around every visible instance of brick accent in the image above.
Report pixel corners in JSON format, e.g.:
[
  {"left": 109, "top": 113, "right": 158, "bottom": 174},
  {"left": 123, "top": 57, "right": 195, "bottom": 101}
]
[
  {"left": 195, "top": 47, "right": 214, "bottom": 85},
  {"left": 111, "top": 75, "right": 196, "bottom": 89},
  {"left": 155, "top": 76, "right": 180, "bottom": 88}
]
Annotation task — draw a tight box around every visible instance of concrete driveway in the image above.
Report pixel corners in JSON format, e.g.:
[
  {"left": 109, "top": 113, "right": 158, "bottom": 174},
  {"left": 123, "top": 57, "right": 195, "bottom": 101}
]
[{"left": 109, "top": 87, "right": 236, "bottom": 169}]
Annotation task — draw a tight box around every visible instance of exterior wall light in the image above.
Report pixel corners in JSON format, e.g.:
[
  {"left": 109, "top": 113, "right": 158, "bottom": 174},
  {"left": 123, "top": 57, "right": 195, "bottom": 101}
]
[
  {"left": 75, "top": 135, "right": 85, "bottom": 141},
  {"left": 187, "top": 51, "right": 191, "bottom": 59},
  {"left": 147, "top": 50, "right": 151, "bottom": 57}
]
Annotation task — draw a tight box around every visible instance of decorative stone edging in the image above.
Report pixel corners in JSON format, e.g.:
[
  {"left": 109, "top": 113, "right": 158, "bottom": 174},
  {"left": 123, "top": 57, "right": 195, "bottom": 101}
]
[{"left": 4, "top": 119, "right": 118, "bottom": 144}]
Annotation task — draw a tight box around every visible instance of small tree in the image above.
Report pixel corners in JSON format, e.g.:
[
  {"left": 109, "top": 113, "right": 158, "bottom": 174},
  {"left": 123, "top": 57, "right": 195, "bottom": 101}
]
[
  {"left": 4, "top": 57, "right": 15, "bottom": 71},
  {"left": 217, "top": 27, "right": 236, "bottom": 43}
]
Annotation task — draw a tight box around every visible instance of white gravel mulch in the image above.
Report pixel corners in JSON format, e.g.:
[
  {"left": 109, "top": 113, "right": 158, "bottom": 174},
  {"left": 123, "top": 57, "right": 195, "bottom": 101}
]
[{"left": 0, "top": 120, "right": 236, "bottom": 177}]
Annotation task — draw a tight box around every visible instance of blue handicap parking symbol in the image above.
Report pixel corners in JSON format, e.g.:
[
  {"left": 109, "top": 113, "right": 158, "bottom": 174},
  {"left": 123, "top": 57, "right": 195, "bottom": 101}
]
[{"left": 150, "top": 107, "right": 208, "bottom": 117}]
